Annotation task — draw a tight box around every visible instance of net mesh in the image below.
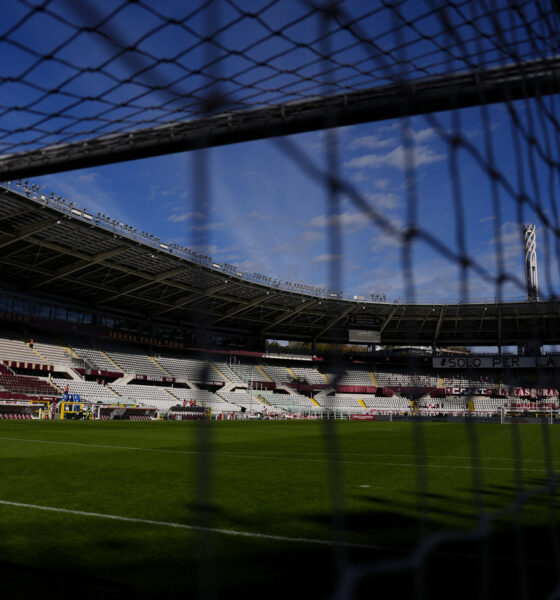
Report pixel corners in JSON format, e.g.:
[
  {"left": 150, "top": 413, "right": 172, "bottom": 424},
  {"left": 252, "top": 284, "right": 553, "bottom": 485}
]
[{"left": 1, "top": 1, "right": 560, "bottom": 599}]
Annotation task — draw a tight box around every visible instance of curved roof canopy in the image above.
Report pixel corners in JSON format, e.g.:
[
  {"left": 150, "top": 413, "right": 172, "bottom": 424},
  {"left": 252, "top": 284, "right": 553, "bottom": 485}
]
[{"left": 0, "top": 184, "right": 558, "bottom": 347}]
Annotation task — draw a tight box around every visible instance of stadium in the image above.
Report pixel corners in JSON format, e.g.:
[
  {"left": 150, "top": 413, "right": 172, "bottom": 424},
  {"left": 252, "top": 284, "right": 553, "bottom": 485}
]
[{"left": 1, "top": 1, "right": 560, "bottom": 599}]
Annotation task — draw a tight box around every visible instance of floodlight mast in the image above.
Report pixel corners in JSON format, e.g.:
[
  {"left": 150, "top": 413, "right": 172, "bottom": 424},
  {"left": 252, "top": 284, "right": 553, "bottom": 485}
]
[{"left": 523, "top": 224, "right": 538, "bottom": 301}]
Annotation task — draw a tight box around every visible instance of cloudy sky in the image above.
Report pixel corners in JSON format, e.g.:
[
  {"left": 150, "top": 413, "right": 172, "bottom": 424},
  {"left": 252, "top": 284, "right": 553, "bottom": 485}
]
[
  {"left": 26, "top": 98, "right": 558, "bottom": 304},
  {"left": 2, "top": 0, "right": 557, "bottom": 303}
]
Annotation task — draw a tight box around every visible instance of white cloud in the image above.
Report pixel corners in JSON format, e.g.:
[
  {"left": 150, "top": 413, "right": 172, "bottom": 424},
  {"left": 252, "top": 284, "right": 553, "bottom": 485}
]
[
  {"left": 310, "top": 253, "right": 342, "bottom": 264},
  {"left": 168, "top": 211, "right": 203, "bottom": 223},
  {"left": 248, "top": 210, "right": 273, "bottom": 222},
  {"left": 345, "top": 144, "right": 445, "bottom": 170},
  {"left": 189, "top": 221, "right": 226, "bottom": 232},
  {"left": 364, "top": 192, "right": 401, "bottom": 211},
  {"left": 403, "top": 126, "right": 440, "bottom": 143},
  {"left": 350, "top": 171, "right": 368, "bottom": 183},
  {"left": 374, "top": 178, "right": 389, "bottom": 190},
  {"left": 310, "top": 211, "right": 368, "bottom": 229},
  {"left": 349, "top": 133, "right": 396, "bottom": 150},
  {"left": 301, "top": 230, "right": 325, "bottom": 243}
]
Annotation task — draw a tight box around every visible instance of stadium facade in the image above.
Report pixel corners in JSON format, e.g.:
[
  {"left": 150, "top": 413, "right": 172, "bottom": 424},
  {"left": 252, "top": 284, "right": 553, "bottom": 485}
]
[{"left": 0, "top": 181, "right": 559, "bottom": 422}]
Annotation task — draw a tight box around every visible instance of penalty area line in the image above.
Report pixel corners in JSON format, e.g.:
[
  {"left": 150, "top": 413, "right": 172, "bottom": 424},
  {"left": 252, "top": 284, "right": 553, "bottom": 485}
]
[{"left": 0, "top": 499, "right": 383, "bottom": 551}]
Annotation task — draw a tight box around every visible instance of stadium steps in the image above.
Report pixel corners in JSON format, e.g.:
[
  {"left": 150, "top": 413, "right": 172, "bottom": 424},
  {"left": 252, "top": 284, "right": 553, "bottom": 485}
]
[
  {"left": 255, "top": 365, "right": 272, "bottom": 381},
  {"left": 358, "top": 398, "right": 367, "bottom": 409},
  {"left": 468, "top": 399, "right": 474, "bottom": 412},
  {"left": 150, "top": 355, "right": 171, "bottom": 375},
  {"left": 438, "top": 376, "right": 444, "bottom": 388},
  {"left": 286, "top": 366, "right": 296, "bottom": 380},
  {"left": 410, "top": 400, "right": 417, "bottom": 412},
  {"left": 253, "top": 393, "right": 270, "bottom": 406},
  {"left": 370, "top": 371, "right": 379, "bottom": 386},
  {"left": 211, "top": 363, "right": 231, "bottom": 382},
  {"left": 164, "top": 388, "right": 182, "bottom": 403},
  {"left": 100, "top": 351, "right": 122, "bottom": 372},
  {"left": 321, "top": 372, "right": 330, "bottom": 384},
  {"left": 26, "top": 339, "right": 47, "bottom": 363},
  {"left": 310, "top": 397, "right": 320, "bottom": 407},
  {"left": 61, "top": 343, "right": 80, "bottom": 361}
]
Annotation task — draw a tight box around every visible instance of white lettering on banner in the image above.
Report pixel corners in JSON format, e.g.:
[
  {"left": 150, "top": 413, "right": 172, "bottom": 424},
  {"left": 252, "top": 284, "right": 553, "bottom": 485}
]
[
  {"left": 433, "top": 356, "right": 560, "bottom": 369},
  {"left": 444, "top": 386, "right": 559, "bottom": 397}
]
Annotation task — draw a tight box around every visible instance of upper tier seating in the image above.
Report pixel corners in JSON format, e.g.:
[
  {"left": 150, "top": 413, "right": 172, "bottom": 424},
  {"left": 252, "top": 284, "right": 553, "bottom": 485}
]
[
  {"left": 227, "top": 363, "right": 264, "bottom": 383},
  {"left": 103, "top": 343, "right": 168, "bottom": 377},
  {"left": 334, "top": 369, "right": 374, "bottom": 386},
  {"left": 69, "top": 338, "right": 124, "bottom": 373},
  {"left": 212, "top": 362, "right": 245, "bottom": 383},
  {"left": 259, "top": 364, "right": 293, "bottom": 384},
  {"left": 290, "top": 366, "right": 327, "bottom": 385},
  {"left": 374, "top": 368, "right": 438, "bottom": 387},
  {"left": 31, "top": 335, "right": 75, "bottom": 367},
  {"left": 0, "top": 330, "right": 46, "bottom": 364},
  {"left": 154, "top": 354, "right": 224, "bottom": 382}
]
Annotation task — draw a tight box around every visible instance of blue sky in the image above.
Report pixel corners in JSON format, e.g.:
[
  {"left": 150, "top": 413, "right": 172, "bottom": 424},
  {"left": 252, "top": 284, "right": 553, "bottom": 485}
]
[
  {"left": 2, "top": 0, "right": 558, "bottom": 303},
  {"left": 27, "top": 101, "right": 558, "bottom": 303}
]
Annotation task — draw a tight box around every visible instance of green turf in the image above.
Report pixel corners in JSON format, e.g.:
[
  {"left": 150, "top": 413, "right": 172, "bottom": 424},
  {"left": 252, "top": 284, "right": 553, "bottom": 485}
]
[{"left": 0, "top": 420, "right": 559, "bottom": 599}]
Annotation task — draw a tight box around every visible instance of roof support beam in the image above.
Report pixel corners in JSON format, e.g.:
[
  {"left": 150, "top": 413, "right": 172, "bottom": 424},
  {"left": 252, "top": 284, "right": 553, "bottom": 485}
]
[
  {"left": 433, "top": 308, "right": 445, "bottom": 347},
  {"left": 316, "top": 305, "right": 355, "bottom": 340},
  {"left": 262, "top": 299, "right": 318, "bottom": 332},
  {"left": 211, "top": 294, "right": 270, "bottom": 325},
  {"left": 152, "top": 282, "right": 231, "bottom": 316},
  {"left": 0, "top": 218, "right": 58, "bottom": 249},
  {"left": 380, "top": 307, "right": 398, "bottom": 332},
  {"left": 34, "top": 245, "right": 129, "bottom": 287},
  {"left": 102, "top": 266, "right": 188, "bottom": 302}
]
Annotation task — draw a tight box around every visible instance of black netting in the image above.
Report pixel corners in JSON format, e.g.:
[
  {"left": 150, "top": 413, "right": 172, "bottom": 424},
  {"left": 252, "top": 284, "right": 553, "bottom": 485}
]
[
  {"left": 0, "top": 0, "right": 556, "bottom": 156},
  {"left": 1, "top": 2, "right": 560, "bottom": 600}
]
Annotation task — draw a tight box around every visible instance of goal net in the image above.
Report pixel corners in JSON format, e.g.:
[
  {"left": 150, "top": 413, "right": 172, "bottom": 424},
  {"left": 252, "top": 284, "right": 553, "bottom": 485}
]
[
  {"left": 1, "top": 2, "right": 560, "bottom": 599},
  {"left": 501, "top": 406, "right": 557, "bottom": 424}
]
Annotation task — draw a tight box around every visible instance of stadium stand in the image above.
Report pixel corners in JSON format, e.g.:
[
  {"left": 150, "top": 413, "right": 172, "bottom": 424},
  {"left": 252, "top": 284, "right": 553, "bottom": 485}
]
[
  {"left": 68, "top": 338, "right": 124, "bottom": 373},
  {"left": 31, "top": 335, "right": 75, "bottom": 367},
  {"left": 108, "top": 383, "right": 174, "bottom": 406},
  {"left": 51, "top": 378, "right": 120, "bottom": 403},
  {"left": 104, "top": 343, "right": 168, "bottom": 377},
  {"left": 0, "top": 374, "right": 57, "bottom": 395},
  {"left": 154, "top": 354, "right": 225, "bottom": 383},
  {"left": 165, "top": 388, "right": 240, "bottom": 413},
  {"left": 0, "top": 329, "right": 47, "bottom": 364}
]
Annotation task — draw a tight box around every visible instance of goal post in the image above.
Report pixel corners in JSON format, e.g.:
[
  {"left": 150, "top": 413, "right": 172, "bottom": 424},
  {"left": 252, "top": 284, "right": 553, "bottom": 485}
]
[{"left": 500, "top": 406, "right": 556, "bottom": 425}]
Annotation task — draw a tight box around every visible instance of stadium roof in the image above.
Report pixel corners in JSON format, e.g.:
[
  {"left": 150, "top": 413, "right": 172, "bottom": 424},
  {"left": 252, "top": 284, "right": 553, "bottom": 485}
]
[{"left": 1, "top": 182, "right": 558, "bottom": 348}]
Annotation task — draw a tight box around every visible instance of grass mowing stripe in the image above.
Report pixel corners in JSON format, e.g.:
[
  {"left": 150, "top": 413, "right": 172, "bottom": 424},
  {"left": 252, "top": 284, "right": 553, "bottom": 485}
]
[
  {"left": 0, "top": 499, "right": 386, "bottom": 550},
  {"left": 0, "top": 435, "right": 555, "bottom": 473}
]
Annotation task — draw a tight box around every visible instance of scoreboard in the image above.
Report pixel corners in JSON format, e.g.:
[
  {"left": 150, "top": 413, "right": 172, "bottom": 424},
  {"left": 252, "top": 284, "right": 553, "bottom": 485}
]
[{"left": 349, "top": 315, "right": 381, "bottom": 344}]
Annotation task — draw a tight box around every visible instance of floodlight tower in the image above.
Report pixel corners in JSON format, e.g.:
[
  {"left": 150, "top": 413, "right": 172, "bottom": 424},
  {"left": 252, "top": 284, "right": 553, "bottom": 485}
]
[
  {"left": 521, "top": 224, "right": 541, "bottom": 356},
  {"left": 523, "top": 224, "right": 538, "bottom": 301}
]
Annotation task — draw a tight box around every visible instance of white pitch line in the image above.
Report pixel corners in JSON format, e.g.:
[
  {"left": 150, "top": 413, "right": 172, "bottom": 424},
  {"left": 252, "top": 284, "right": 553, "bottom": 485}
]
[
  {"left": 0, "top": 499, "right": 383, "bottom": 550},
  {"left": 0, "top": 435, "right": 555, "bottom": 472}
]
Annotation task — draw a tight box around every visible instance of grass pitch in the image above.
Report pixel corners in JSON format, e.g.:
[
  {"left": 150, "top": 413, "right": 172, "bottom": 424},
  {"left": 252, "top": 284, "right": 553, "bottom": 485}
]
[{"left": 0, "top": 420, "right": 559, "bottom": 599}]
